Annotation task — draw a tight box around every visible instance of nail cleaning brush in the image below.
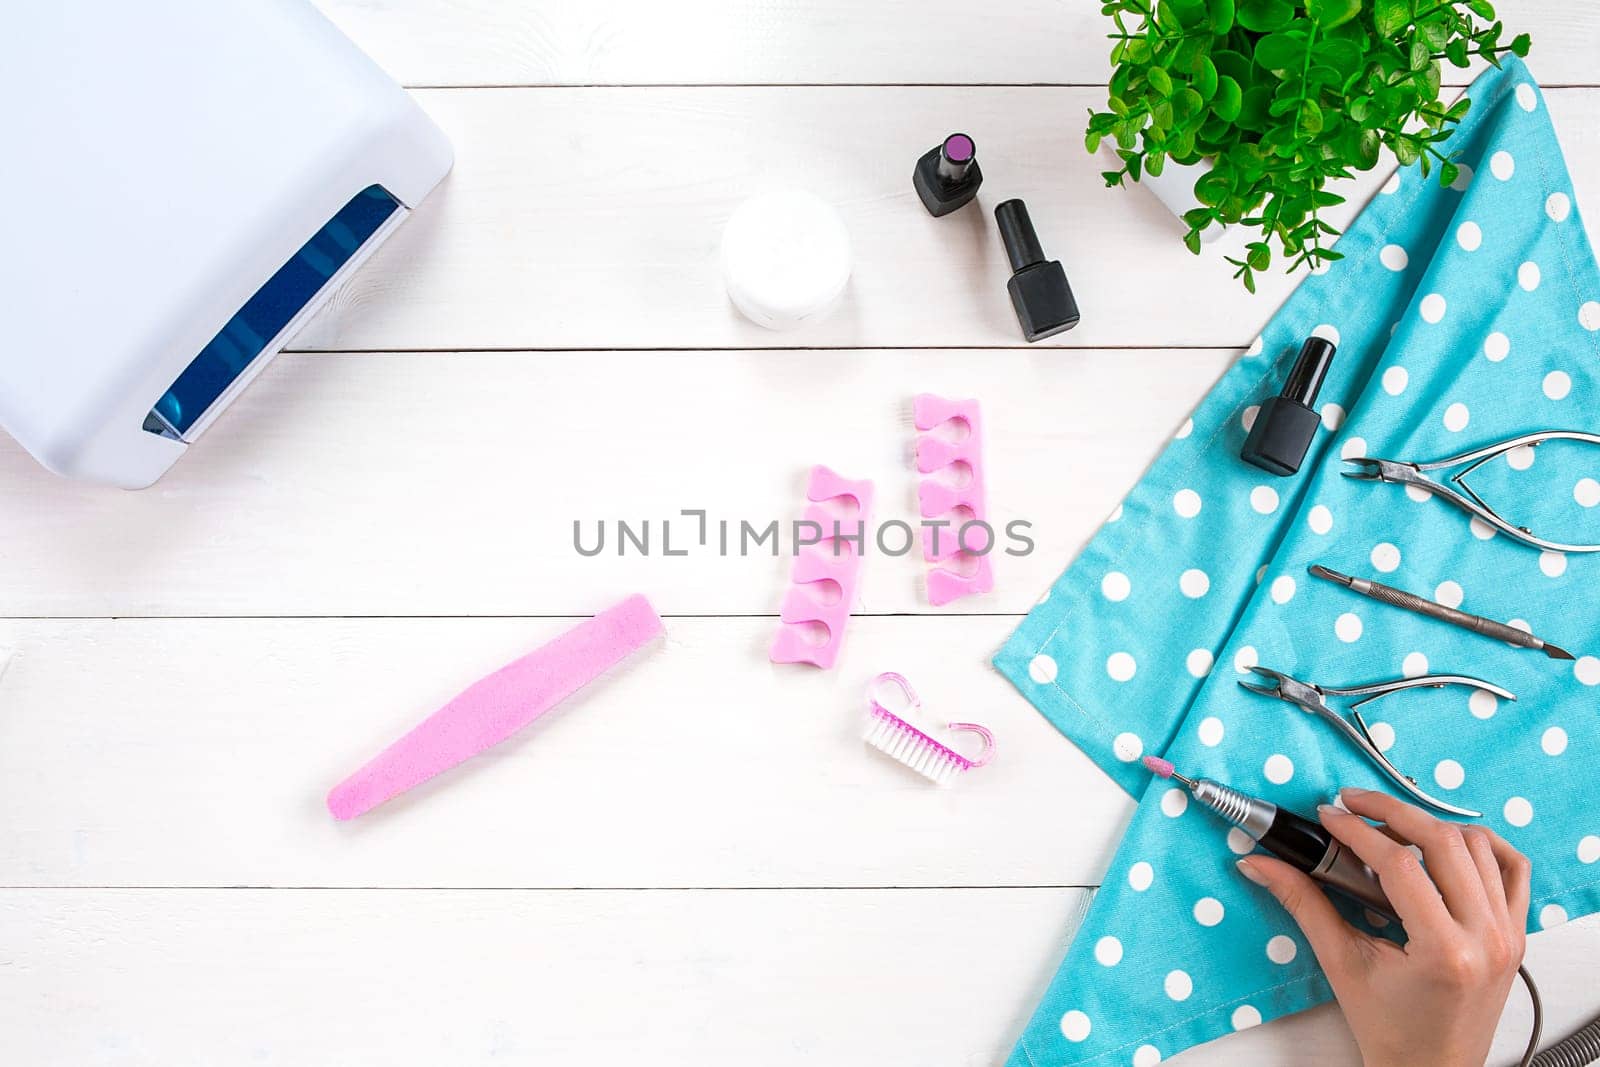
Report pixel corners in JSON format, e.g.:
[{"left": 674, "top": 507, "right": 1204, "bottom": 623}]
[{"left": 1308, "top": 564, "right": 1574, "bottom": 661}]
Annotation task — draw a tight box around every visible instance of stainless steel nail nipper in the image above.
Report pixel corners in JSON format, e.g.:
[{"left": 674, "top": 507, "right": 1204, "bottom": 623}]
[
  {"left": 1342, "top": 430, "right": 1600, "bottom": 553},
  {"left": 1239, "top": 665, "right": 1516, "bottom": 818}
]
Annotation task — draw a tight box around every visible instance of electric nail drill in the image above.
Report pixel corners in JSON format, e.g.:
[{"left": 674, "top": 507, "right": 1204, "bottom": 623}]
[
  {"left": 1141, "top": 756, "right": 1585, "bottom": 1067},
  {"left": 1142, "top": 756, "right": 1392, "bottom": 916}
]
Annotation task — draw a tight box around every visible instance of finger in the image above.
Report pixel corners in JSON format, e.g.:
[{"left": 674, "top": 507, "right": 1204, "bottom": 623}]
[
  {"left": 1316, "top": 804, "right": 1453, "bottom": 932},
  {"left": 1237, "top": 855, "right": 1369, "bottom": 978},
  {"left": 1460, "top": 826, "right": 1510, "bottom": 930},
  {"left": 1335, "top": 790, "right": 1491, "bottom": 926},
  {"left": 1478, "top": 825, "right": 1533, "bottom": 929},
  {"left": 1329, "top": 798, "right": 1407, "bottom": 845}
]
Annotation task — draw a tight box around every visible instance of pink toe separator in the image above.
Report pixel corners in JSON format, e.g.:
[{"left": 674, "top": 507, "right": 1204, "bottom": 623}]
[
  {"left": 913, "top": 395, "right": 994, "bottom": 605},
  {"left": 769, "top": 465, "right": 875, "bottom": 670}
]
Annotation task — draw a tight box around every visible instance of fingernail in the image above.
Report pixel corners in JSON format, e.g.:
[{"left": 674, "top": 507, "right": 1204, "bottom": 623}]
[
  {"left": 1326, "top": 793, "right": 1350, "bottom": 812},
  {"left": 1236, "top": 858, "right": 1268, "bottom": 886},
  {"left": 1341, "top": 787, "right": 1370, "bottom": 798},
  {"left": 1317, "top": 803, "right": 1344, "bottom": 820}
]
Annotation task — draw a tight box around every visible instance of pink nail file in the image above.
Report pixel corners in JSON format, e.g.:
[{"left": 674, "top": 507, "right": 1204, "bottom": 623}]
[
  {"left": 914, "top": 394, "right": 995, "bottom": 605},
  {"left": 769, "top": 465, "right": 874, "bottom": 670},
  {"left": 327, "top": 595, "right": 665, "bottom": 820}
]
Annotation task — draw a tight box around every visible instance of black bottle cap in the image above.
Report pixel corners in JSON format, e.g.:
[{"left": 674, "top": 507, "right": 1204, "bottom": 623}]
[
  {"left": 914, "top": 134, "right": 983, "bottom": 217},
  {"left": 995, "top": 199, "right": 1046, "bottom": 272},
  {"left": 1281, "top": 336, "right": 1337, "bottom": 407},
  {"left": 1240, "top": 337, "right": 1339, "bottom": 477},
  {"left": 1241, "top": 397, "right": 1321, "bottom": 476},
  {"left": 937, "top": 133, "right": 976, "bottom": 183}
]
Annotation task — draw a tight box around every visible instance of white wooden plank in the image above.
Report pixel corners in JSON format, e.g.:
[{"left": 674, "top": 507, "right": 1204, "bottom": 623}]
[
  {"left": 0, "top": 348, "right": 1226, "bottom": 618},
  {"left": 291, "top": 87, "right": 1600, "bottom": 352},
  {"left": 0, "top": 615, "right": 1132, "bottom": 888},
  {"left": 311, "top": 0, "right": 1597, "bottom": 88},
  {"left": 2, "top": 889, "right": 1594, "bottom": 1066}
]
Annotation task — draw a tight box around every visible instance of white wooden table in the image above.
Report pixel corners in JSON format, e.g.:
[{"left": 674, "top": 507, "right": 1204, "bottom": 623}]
[{"left": 4, "top": 3, "right": 1599, "bottom": 1063}]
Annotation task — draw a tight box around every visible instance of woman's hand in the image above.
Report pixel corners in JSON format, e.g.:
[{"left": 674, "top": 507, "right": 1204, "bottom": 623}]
[{"left": 1237, "top": 787, "right": 1531, "bottom": 1067}]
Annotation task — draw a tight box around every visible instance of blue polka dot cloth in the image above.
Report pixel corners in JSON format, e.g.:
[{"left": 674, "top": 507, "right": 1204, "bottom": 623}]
[{"left": 995, "top": 57, "right": 1600, "bottom": 1067}]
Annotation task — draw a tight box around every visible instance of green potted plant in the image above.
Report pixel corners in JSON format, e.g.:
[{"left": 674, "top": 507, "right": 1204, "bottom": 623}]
[{"left": 1088, "top": 0, "right": 1531, "bottom": 290}]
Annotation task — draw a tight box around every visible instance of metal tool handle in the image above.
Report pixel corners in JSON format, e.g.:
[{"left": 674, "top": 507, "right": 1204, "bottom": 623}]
[{"left": 1356, "top": 577, "right": 1540, "bottom": 650}]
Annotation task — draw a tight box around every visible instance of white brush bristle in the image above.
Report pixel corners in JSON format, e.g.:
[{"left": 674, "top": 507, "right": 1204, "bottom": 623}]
[{"left": 864, "top": 714, "right": 961, "bottom": 785}]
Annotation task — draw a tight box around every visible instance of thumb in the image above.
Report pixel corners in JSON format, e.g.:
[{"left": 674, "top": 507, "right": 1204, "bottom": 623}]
[{"left": 1238, "top": 855, "right": 1365, "bottom": 977}]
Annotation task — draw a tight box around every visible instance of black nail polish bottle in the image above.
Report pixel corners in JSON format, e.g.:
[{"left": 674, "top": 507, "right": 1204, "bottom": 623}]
[
  {"left": 913, "top": 133, "right": 983, "bottom": 216},
  {"left": 995, "top": 199, "right": 1079, "bottom": 342},
  {"left": 1241, "top": 336, "right": 1337, "bottom": 476}
]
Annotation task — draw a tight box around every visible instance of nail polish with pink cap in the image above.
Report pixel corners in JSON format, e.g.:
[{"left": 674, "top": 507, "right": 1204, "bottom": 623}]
[{"left": 914, "top": 132, "right": 983, "bottom": 216}]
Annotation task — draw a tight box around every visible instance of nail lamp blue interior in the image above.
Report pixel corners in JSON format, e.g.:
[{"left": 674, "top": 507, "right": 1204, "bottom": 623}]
[{"left": 0, "top": 0, "right": 453, "bottom": 488}]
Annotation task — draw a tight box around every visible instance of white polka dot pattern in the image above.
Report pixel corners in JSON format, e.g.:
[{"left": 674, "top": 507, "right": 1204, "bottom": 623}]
[{"left": 993, "top": 76, "right": 1600, "bottom": 1061}]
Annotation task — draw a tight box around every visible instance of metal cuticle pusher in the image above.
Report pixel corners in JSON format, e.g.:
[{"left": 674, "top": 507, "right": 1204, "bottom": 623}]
[{"left": 1308, "top": 564, "right": 1575, "bottom": 661}]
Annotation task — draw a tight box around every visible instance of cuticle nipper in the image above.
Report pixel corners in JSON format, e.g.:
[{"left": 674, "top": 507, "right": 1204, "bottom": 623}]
[
  {"left": 1342, "top": 429, "right": 1600, "bottom": 554},
  {"left": 1239, "top": 665, "right": 1516, "bottom": 819}
]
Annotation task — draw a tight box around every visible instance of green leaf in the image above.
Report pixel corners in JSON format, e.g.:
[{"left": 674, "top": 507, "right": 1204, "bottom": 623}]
[
  {"left": 1315, "top": 37, "right": 1365, "bottom": 78},
  {"left": 1173, "top": 88, "right": 1205, "bottom": 122},
  {"left": 1237, "top": 0, "right": 1295, "bottom": 32},
  {"left": 1237, "top": 85, "right": 1273, "bottom": 130},
  {"left": 1511, "top": 33, "right": 1532, "bottom": 57},
  {"left": 1206, "top": 0, "right": 1236, "bottom": 33},
  {"left": 1166, "top": 0, "right": 1207, "bottom": 27},
  {"left": 1355, "top": 128, "right": 1382, "bottom": 167},
  {"left": 1373, "top": 0, "right": 1409, "bottom": 37},
  {"left": 1212, "top": 75, "right": 1243, "bottom": 120},
  {"left": 1445, "top": 37, "right": 1470, "bottom": 67},
  {"left": 1148, "top": 66, "right": 1174, "bottom": 96},
  {"left": 1439, "top": 161, "right": 1460, "bottom": 188},
  {"left": 1194, "top": 56, "right": 1219, "bottom": 99},
  {"left": 1299, "top": 99, "right": 1325, "bottom": 134},
  {"left": 1210, "top": 49, "right": 1253, "bottom": 84},
  {"left": 1255, "top": 31, "right": 1309, "bottom": 71},
  {"left": 1417, "top": 17, "right": 1448, "bottom": 51},
  {"left": 1409, "top": 37, "right": 1431, "bottom": 70},
  {"left": 1195, "top": 171, "right": 1232, "bottom": 207},
  {"left": 1307, "top": 0, "right": 1362, "bottom": 30},
  {"left": 1175, "top": 37, "right": 1208, "bottom": 72}
]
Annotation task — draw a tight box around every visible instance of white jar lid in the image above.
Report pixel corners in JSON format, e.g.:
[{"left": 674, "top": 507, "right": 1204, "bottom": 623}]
[{"left": 721, "top": 189, "right": 851, "bottom": 330}]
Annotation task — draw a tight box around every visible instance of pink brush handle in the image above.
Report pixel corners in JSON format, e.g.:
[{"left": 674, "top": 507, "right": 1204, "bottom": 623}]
[{"left": 327, "top": 595, "right": 664, "bottom": 820}]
